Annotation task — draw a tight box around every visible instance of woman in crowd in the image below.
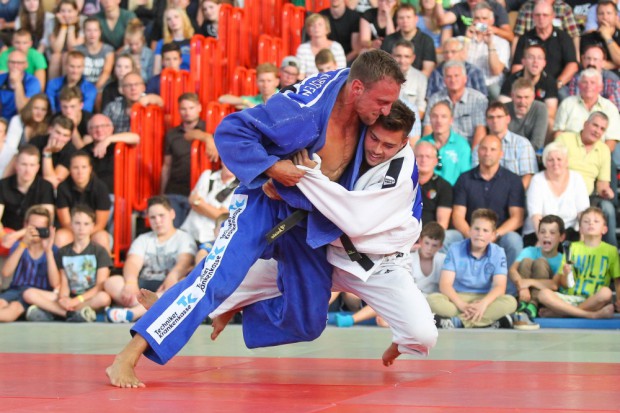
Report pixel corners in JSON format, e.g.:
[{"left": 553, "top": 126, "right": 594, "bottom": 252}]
[
  {"left": 152, "top": 7, "right": 194, "bottom": 74},
  {"left": 359, "top": 0, "right": 398, "bottom": 51},
  {"left": 47, "top": 0, "right": 85, "bottom": 78},
  {"left": 100, "top": 53, "right": 137, "bottom": 110},
  {"left": 523, "top": 141, "right": 589, "bottom": 245},
  {"left": 119, "top": 19, "right": 154, "bottom": 81},
  {"left": 6, "top": 93, "right": 51, "bottom": 148},
  {"left": 295, "top": 14, "right": 346, "bottom": 79},
  {"left": 75, "top": 17, "right": 115, "bottom": 91},
  {"left": 15, "top": 0, "right": 55, "bottom": 51},
  {"left": 197, "top": 0, "right": 220, "bottom": 38},
  {"left": 416, "top": 0, "right": 448, "bottom": 51}
]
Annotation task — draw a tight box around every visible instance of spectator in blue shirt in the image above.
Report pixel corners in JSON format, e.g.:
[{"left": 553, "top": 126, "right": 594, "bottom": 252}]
[
  {"left": 0, "top": 49, "right": 41, "bottom": 119},
  {"left": 146, "top": 42, "right": 182, "bottom": 96},
  {"left": 46, "top": 51, "right": 97, "bottom": 113}
]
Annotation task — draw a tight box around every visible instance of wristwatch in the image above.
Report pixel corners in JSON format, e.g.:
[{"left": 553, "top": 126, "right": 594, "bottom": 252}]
[{"left": 193, "top": 198, "right": 200, "bottom": 206}]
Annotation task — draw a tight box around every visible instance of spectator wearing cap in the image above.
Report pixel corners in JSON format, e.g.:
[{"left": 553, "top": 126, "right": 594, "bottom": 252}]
[{"left": 279, "top": 56, "right": 300, "bottom": 89}]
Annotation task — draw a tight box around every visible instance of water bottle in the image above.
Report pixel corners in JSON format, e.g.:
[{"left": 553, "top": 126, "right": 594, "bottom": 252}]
[{"left": 562, "top": 241, "right": 575, "bottom": 289}]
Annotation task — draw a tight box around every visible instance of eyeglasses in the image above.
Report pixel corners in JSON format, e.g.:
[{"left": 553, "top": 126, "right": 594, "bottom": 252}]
[
  {"left": 8, "top": 60, "right": 27, "bottom": 65},
  {"left": 122, "top": 82, "right": 143, "bottom": 89},
  {"left": 90, "top": 124, "right": 113, "bottom": 129}
]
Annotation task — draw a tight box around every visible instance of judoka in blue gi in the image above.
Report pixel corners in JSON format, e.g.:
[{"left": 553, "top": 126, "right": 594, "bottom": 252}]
[{"left": 107, "top": 49, "right": 406, "bottom": 388}]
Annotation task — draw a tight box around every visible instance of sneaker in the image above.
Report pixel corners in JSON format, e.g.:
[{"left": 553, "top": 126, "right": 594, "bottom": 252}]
[
  {"left": 434, "top": 314, "right": 455, "bottom": 329},
  {"left": 66, "top": 306, "right": 96, "bottom": 323},
  {"left": 489, "top": 314, "right": 514, "bottom": 329},
  {"left": 335, "top": 313, "right": 354, "bottom": 328},
  {"left": 106, "top": 307, "right": 134, "bottom": 323},
  {"left": 513, "top": 312, "right": 540, "bottom": 331},
  {"left": 26, "top": 305, "right": 54, "bottom": 322}
]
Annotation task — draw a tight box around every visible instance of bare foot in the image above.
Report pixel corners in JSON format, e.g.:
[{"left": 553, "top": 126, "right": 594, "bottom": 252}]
[
  {"left": 376, "top": 315, "right": 389, "bottom": 328},
  {"left": 137, "top": 289, "right": 158, "bottom": 310},
  {"left": 211, "top": 309, "right": 239, "bottom": 340},
  {"left": 593, "top": 304, "right": 615, "bottom": 319},
  {"left": 106, "top": 356, "right": 145, "bottom": 388},
  {"left": 382, "top": 343, "right": 401, "bottom": 367}
]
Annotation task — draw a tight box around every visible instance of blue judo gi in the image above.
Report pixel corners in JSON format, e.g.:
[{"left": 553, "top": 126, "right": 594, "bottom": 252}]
[{"left": 131, "top": 69, "right": 368, "bottom": 365}]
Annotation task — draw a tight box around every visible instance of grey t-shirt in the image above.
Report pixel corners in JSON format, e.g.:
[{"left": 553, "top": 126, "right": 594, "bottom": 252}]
[
  {"left": 507, "top": 100, "right": 548, "bottom": 151},
  {"left": 75, "top": 43, "right": 115, "bottom": 84},
  {"left": 128, "top": 230, "right": 197, "bottom": 281}
]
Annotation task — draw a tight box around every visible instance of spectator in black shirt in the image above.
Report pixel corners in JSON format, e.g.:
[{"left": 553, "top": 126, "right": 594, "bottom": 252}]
[
  {"left": 30, "top": 115, "right": 77, "bottom": 188},
  {"left": 320, "top": 0, "right": 361, "bottom": 63},
  {"left": 414, "top": 140, "right": 453, "bottom": 229}
]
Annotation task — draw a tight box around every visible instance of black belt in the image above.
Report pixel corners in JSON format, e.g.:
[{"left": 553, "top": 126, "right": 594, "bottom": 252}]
[{"left": 339, "top": 233, "right": 374, "bottom": 271}]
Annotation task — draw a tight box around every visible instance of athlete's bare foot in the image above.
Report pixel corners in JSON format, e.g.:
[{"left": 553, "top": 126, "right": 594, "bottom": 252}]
[
  {"left": 382, "top": 343, "right": 401, "bottom": 367},
  {"left": 593, "top": 304, "right": 615, "bottom": 319},
  {"left": 210, "top": 309, "right": 239, "bottom": 340},
  {"left": 106, "top": 356, "right": 145, "bottom": 388},
  {"left": 137, "top": 289, "right": 158, "bottom": 310}
]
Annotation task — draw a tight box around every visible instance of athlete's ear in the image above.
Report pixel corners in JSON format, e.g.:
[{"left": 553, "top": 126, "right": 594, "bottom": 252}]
[{"left": 351, "top": 79, "right": 364, "bottom": 96}]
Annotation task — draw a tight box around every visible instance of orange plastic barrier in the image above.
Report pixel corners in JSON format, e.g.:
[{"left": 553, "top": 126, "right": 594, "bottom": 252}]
[
  {"left": 281, "top": 4, "right": 306, "bottom": 56},
  {"left": 305, "top": 0, "right": 329, "bottom": 12},
  {"left": 258, "top": 34, "right": 285, "bottom": 66},
  {"left": 112, "top": 143, "right": 135, "bottom": 267},
  {"left": 130, "top": 103, "right": 166, "bottom": 212},
  {"left": 160, "top": 68, "right": 192, "bottom": 129},
  {"left": 231, "top": 66, "right": 257, "bottom": 97}
]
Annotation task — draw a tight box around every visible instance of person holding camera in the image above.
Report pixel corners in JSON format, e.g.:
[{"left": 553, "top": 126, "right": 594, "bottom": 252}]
[
  {"left": 464, "top": 2, "right": 510, "bottom": 100},
  {"left": 0, "top": 205, "right": 58, "bottom": 322},
  {"left": 0, "top": 145, "right": 55, "bottom": 254}
]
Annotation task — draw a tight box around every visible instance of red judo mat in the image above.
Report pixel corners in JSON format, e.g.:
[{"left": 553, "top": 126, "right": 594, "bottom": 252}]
[{"left": 1, "top": 353, "right": 619, "bottom": 412}]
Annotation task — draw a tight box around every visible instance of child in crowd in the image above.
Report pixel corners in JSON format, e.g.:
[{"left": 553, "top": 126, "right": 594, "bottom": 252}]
[
  {"left": 315, "top": 48, "right": 338, "bottom": 73},
  {"left": 427, "top": 208, "right": 517, "bottom": 329},
  {"left": 0, "top": 206, "right": 57, "bottom": 322},
  {"left": 509, "top": 214, "right": 565, "bottom": 330},
  {"left": 104, "top": 196, "right": 196, "bottom": 323},
  {"left": 120, "top": 19, "right": 154, "bottom": 81},
  {"left": 24, "top": 205, "right": 112, "bottom": 322},
  {"left": 537, "top": 207, "right": 620, "bottom": 319},
  {"left": 412, "top": 221, "right": 446, "bottom": 296}
]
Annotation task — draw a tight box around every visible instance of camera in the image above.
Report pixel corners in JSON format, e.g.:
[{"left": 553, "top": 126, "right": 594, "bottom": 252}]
[
  {"left": 36, "top": 227, "right": 50, "bottom": 239},
  {"left": 475, "top": 22, "right": 488, "bottom": 32}
]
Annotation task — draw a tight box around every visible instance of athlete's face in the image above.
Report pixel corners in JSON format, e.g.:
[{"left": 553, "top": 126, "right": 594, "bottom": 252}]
[
  {"left": 353, "top": 78, "right": 401, "bottom": 126},
  {"left": 363, "top": 124, "right": 407, "bottom": 167}
]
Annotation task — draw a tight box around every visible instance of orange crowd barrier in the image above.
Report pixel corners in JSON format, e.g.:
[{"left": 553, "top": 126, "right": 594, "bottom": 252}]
[
  {"left": 160, "top": 68, "right": 192, "bottom": 129},
  {"left": 230, "top": 66, "right": 257, "bottom": 97},
  {"left": 113, "top": 143, "right": 136, "bottom": 267},
  {"left": 258, "top": 34, "right": 285, "bottom": 66},
  {"left": 305, "top": 0, "right": 329, "bottom": 12},
  {"left": 281, "top": 4, "right": 306, "bottom": 56},
  {"left": 192, "top": 36, "right": 225, "bottom": 109}
]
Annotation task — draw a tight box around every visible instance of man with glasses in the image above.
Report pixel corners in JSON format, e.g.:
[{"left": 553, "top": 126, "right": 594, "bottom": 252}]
[
  {"left": 0, "top": 49, "right": 40, "bottom": 119},
  {"left": 278, "top": 56, "right": 301, "bottom": 88},
  {"left": 472, "top": 101, "right": 538, "bottom": 189},
  {"left": 103, "top": 72, "right": 163, "bottom": 133}
]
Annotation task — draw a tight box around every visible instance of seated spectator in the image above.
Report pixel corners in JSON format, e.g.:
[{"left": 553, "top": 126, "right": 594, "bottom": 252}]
[
  {"left": 54, "top": 150, "right": 112, "bottom": 252},
  {"left": 153, "top": 7, "right": 194, "bottom": 74},
  {"left": 96, "top": 0, "right": 137, "bottom": 49},
  {"left": 412, "top": 222, "right": 446, "bottom": 296},
  {"left": 583, "top": 0, "right": 620, "bottom": 32},
  {"left": 512, "top": 2, "right": 578, "bottom": 90},
  {"left": 198, "top": 0, "right": 220, "bottom": 38},
  {"left": 146, "top": 43, "right": 182, "bottom": 95},
  {"left": 219, "top": 63, "right": 279, "bottom": 109},
  {"left": 381, "top": 5, "right": 437, "bottom": 77},
  {"left": 434, "top": 0, "right": 514, "bottom": 42},
  {"left": 523, "top": 141, "right": 589, "bottom": 244},
  {"left": 0, "top": 145, "right": 55, "bottom": 248},
  {"left": 500, "top": 44, "right": 558, "bottom": 132},
  {"left": 30, "top": 115, "right": 76, "bottom": 188},
  {"left": 315, "top": 48, "right": 339, "bottom": 73},
  {"left": 23, "top": 205, "right": 112, "bottom": 322},
  {"left": 417, "top": 0, "right": 450, "bottom": 51},
  {"left": 0, "top": 29, "right": 47, "bottom": 90},
  {"left": 278, "top": 56, "right": 301, "bottom": 89},
  {"left": 47, "top": 0, "right": 85, "bottom": 79},
  {"left": 0, "top": 49, "right": 41, "bottom": 119},
  {"left": 513, "top": 0, "right": 580, "bottom": 49},
  {"left": 15, "top": 0, "right": 54, "bottom": 52},
  {"left": 359, "top": 0, "right": 397, "bottom": 52},
  {"left": 509, "top": 214, "right": 565, "bottom": 330},
  {"left": 119, "top": 19, "right": 153, "bottom": 81},
  {"left": 392, "top": 39, "right": 427, "bottom": 116},
  {"left": 57, "top": 86, "right": 93, "bottom": 149},
  {"left": 554, "top": 69, "right": 620, "bottom": 153},
  {"left": 505, "top": 78, "right": 548, "bottom": 151},
  {"left": 472, "top": 102, "right": 538, "bottom": 189},
  {"left": 0, "top": 206, "right": 57, "bottom": 322},
  {"left": 420, "top": 101, "right": 471, "bottom": 186},
  {"left": 580, "top": 0, "right": 620, "bottom": 70},
  {"left": 194, "top": 211, "right": 228, "bottom": 264},
  {"left": 0, "top": 118, "right": 16, "bottom": 177},
  {"left": 427, "top": 37, "right": 488, "bottom": 98},
  {"left": 296, "top": 13, "right": 346, "bottom": 79},
  {"left": 82, "top": 114, "right": 140, "bottom": 193},
  {"left": 103, "top": 71, "right": 163, "bottom": 133},
  {"left": 537, "top": 207, "right": 619, "bottom": 319},
  {"left": 161, "top": 93, "right": 215, "bottom": 227},
  {"left": 556, "top": 112, "right": 617, "bottom": 246},
  {"left": 428, "top": 208, "right": 517, "bottom": 329},
  {"left": 464, "top": 2, "right": 510, "bottom": 99},
  {"left": 319, "top": 0, "right": 361, "bottom": 64},
  {"left": 565, "top": 45, "right": 620, "bottom": 111},
  {"left": 74, "top": 17, "right": 115, "bottom": 92},
  {"left": 424, "top": 60, "right": 488, "bottom": 147},
  {"left": 448, "top": 135, "right": 525, "bottom": 280},
  {"left": 0, "top": 0, "right": 20, "bottom": 37},
  {"left": 180, "top": 163, "right": 237, "bottom": 245},
  {"left": 414, "top": 141, "right": 453, "bottom": 229},
  {"left": 46, "top": 51, "right": 97, "bottom": 113},
  {"left": 100, "top": 54, "right": 137, "bottom": 112},
  {"left": 103, "top": 195, "right": 196, "bottom": 323}
]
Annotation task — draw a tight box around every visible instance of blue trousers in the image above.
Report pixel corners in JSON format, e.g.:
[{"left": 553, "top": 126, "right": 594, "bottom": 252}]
[{"left": 131, "top": 187, "right": 332, "bottom": 365}]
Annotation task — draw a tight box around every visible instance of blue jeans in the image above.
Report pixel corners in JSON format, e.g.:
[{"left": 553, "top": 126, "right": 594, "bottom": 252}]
[{"left": 165, "top": 193, "right": 191, "bottom": 228}]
